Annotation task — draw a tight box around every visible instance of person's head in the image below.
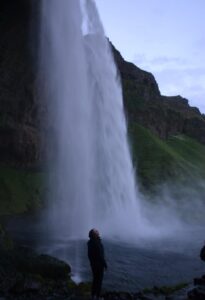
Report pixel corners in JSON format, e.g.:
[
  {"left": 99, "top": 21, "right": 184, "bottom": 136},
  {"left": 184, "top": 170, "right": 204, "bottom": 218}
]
[{"left": 89, "top": 228, "right": 100, "bottom": 239}]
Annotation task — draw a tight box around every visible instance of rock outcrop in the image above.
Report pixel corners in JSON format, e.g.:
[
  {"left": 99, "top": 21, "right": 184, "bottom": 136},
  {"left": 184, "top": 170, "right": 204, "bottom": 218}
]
[
  {"left": 0, "top": 0, "right": 41, "bottom": 166},
  {"left": 112, "top": 43, "right": 205, "bottom": 144},
  {"left": 0, "top": 245, "right": 72, "bottom": 299}
]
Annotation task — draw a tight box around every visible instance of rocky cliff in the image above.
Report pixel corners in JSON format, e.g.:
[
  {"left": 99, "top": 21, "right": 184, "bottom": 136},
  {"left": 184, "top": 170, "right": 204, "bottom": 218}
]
[{"left": 112, "top": 44, "right": 205, "bottom": 144}]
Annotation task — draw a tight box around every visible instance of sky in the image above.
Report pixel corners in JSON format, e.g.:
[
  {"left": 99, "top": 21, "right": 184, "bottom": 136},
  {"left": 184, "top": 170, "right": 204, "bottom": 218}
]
[{"left": 95, "top": 0, "right": 205, "bottom": 113}]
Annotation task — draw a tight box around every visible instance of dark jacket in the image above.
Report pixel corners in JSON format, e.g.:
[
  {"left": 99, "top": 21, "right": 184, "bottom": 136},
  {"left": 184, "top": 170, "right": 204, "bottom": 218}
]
[{"left": 88, "top": 237, "right": 107, "bottom": 269}]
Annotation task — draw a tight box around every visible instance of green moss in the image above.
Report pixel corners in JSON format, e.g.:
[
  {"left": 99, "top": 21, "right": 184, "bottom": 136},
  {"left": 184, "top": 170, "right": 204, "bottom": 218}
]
[
  {"left": 0, "top": 166, "right": 44, "bottom": 215},
  {"left": 75, "top": 282, "right": 91, "bottom": 297},
  {"left": 128, "top": 123, "right": 205, "bottom": 191},
  {"left": 67, "top": 279, "right": 77, "bottom": 289}
]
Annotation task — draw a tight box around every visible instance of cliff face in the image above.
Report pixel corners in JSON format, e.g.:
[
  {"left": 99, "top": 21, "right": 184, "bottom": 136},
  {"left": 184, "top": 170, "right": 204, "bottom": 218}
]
[
  {"left": 0, "top": 1, "right": 205, "bottom": 168},
  {"left": 0, "top": 0, "right": 40, "bottom": 166},
  {"left": 112, "top": 44, "right": 205, "bottom": 144}
]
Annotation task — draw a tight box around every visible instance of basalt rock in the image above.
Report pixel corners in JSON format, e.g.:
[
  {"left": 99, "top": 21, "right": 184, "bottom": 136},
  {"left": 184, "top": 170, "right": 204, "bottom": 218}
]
[{"left": 0, "top": 124, "right": 40, "bottom": 166}]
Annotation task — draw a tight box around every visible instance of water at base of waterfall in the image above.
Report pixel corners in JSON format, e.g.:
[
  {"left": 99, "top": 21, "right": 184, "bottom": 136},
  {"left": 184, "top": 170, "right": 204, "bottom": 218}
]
[{"left": 6, "top": 216, "right": 205, "bottom": 291}]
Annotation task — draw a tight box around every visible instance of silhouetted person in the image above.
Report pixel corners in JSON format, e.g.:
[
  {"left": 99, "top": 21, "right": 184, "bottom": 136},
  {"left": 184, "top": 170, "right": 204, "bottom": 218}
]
[{"left": 88, "top": 229, "right": 107, "bottom": 300}]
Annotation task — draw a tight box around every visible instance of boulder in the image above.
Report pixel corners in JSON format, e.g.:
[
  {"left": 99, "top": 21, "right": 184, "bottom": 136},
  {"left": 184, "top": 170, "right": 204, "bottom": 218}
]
[{"left": 0, "top": 246, "right": 71, "bottom": 298}]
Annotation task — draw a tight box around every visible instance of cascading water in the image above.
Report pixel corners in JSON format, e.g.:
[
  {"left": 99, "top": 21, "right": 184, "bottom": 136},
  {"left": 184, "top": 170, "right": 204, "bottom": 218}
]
[{"left": 39, "top": 0, "right": 144, "bottom": 241}]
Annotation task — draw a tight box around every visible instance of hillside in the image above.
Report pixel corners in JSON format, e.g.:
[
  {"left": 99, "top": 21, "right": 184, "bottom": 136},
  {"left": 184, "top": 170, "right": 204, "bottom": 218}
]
[
  {"left": 0, "top": 0, "right": 205, "bottom": 214},
  {"left": 112, "top": 43, "right": 205, "bottom": 145},
  {"left": 129, "top": 124, "right": 205, "bottom": 192}
]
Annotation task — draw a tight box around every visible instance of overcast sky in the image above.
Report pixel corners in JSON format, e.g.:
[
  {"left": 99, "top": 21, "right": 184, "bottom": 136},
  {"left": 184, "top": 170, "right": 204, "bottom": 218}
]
[{"left": 95, "top": 0, "right": 205, "bottom": 113}]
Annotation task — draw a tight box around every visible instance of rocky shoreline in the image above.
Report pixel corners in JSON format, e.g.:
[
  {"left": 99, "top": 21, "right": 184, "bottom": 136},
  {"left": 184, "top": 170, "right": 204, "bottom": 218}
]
[{"left": 0, "top": 244, "right": 204, "bottom": 300}]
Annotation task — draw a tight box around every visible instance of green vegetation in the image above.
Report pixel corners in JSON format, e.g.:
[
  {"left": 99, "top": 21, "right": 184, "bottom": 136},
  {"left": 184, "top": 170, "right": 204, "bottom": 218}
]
[
  {"left": 129, "top": 123, "right": 205, "bottom": 191},
  {"left": 74, "top": 282, "right": 92, "bottom": 298},
  {"left": 167, "top": 135, "right": 205, "bottom": 173},
  {"left": 0, "top": 166, "right": 44, "bottom": 215}
]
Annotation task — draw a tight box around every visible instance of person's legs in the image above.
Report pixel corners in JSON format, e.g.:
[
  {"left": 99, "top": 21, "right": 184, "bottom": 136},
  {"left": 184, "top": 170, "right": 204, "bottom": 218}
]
[
  {"left": 91, "top": 266, "right": 98, "bottom": 298},
  {"left": 95, "top": 266, "right": 104, "bottom": 299},
  {"left": 91, "top": 265, "right": 104, "bottom": 299}
]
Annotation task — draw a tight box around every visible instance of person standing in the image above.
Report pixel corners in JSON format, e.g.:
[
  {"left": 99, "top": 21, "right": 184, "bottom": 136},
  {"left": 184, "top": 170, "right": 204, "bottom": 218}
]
[{"left": 87, "top": 229, "right": 107, "bottom": 300}]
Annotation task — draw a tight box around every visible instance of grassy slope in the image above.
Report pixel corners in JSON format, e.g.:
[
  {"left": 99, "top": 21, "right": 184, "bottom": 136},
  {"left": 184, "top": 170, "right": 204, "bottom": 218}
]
[
  {"left": 129, "top": 123, "right": 205, "bottom": 191},
  {"left": 0, "top": 166, "right": 43, "bottom": 215}
]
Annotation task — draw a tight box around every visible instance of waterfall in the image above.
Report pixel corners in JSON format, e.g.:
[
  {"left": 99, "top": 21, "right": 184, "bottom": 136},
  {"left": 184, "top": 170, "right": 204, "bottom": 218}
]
[{"left": 39, "top": 0, "right": 142, "bottom": 241}]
